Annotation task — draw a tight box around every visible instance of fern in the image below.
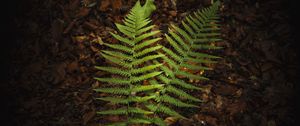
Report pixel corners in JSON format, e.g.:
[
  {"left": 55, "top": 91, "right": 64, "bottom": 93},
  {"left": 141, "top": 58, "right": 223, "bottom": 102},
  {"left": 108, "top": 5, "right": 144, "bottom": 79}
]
[
  {"left": 94, "top": 0, "right": 222, "bottom": 125},
  {"left": 94, "top": 0, "right": 164, "bottom": 125},
  {"left": 147, "top": 0, "right": 222, "bottom": 122}
]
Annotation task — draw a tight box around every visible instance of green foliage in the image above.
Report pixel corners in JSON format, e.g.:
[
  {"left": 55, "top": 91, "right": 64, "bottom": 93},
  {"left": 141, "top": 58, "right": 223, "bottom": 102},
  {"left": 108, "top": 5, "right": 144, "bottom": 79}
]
[
  {"left": 150, "top": 1, "right": 221, "bottom": 121},
  {"left": 94, "top": 0, "right": 221, "bottom": 125}
]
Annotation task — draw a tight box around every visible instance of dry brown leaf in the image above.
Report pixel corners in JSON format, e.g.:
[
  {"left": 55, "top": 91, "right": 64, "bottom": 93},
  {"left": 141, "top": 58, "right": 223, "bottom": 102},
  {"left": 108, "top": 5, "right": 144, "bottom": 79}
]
[
  {"left": 83, "top": 110, "right": 96, "bottom": 125},
  {"left": 164, "top": 117, "right": 179, "bottom": 125},
  {"left": 76, "top": 7, "right": 91, "bottom": 18},
  {"left": 112, "top": 0, "right": 122, "bottom": 10},
  {"left": 67, "top": 61, "right": 79, "bottom": 72},
  {"left": 169, "top": 10, "right": 177, "bottom": 17},
  {"left": 99, "top": 0, "right": 110, "bottom": 11}
]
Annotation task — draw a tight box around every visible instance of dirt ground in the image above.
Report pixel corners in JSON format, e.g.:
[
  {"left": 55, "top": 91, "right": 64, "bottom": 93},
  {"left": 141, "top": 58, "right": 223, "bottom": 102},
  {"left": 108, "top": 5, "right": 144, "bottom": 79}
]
[{"left": 2, "top": 0, "right": 299, "bottom": 126}]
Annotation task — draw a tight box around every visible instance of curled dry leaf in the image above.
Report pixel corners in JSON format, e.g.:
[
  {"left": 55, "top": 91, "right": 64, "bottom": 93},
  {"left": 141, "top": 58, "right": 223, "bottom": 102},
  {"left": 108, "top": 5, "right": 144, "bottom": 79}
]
[{"left": 164, "top": 117, "right": 179, "bottom": 125}]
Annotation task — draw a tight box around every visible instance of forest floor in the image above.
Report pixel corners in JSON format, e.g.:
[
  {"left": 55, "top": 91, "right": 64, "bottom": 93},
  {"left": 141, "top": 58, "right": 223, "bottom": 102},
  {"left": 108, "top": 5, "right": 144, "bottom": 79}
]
[{"left": 5, "top": 0, "right": 299, "bottom": 126}]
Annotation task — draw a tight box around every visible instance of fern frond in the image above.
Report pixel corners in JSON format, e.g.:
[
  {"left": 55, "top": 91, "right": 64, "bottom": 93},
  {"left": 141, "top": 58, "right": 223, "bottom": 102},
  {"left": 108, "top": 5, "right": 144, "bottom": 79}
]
[
  {"left": 150, "top": 117, "right": 167, "bottom": 126},
  {"left": 157, "top": 74, "right": 171, "bottom": 84},
  {"left": 100, "top": 53, "right": 131, "bottom": 68},
  {"left": 133, "top": 45, "right": 162, "bottom": 58},
  {"left": 131, "top": 64, "right": 163, "bottom": 74},
  {"left": 131, "top": 71, "right": 163, "bottom": 83},
  {"left": 95, "top": 66, "right": 130, "bottom": 77},
  {"left": 136, "top": 25, "right": 155, "bottom": 35},
  {"left": 128, "top": 118, "right": 152, "bottom": 124},
  {"left": 97, "top": 108, "right": 128, "bottom": 115},
  {"left": 132, "top": 85, "right": 163, "bottom": 92},
  {"left": 146, "top": 104, "right": 185, "bottom": 118},
  {"left": 97, "top": 107, "right": 153, "bottom": 115},
  {"left": 166, "top": 86, "right": 202, "bottom": 102},
  {"left": 94, "top": 1, "right": 221, "bottom": 125},
  {"left": 97, "top": 95, "right": 156, "bottom": 104},
  {"left": 169, "top": 31, "right": 190, "bottom": 51},
  {"left": 171, "top": 78, "right": 202, "bottom": 90},
  {"left": 182, "top": 21, "right": 195, "bottom": 36},
  {"left": 96, "top": 97, "right": 130, "bottom": 104},
  {"left": 94, "top": 77, "right": 130, "bottom": 85},
  {"left": 160, "top": 54, "right": 179, "bottom": 69},
  {"left": 115, "top": 23, "right": 134, "bottom": 37},
  {"left": 135, "top": 30, "right": 160, "bottom": 43},
  {"left": 106, "top": 122, "right": 127, "bottom": 126},
  {"left": 133, "top": 38, "right": 162, "bottom": 51},
  {"left": 131, "top": 54, "right": 165, "bottom": 66},
  {"left": 160, "top": 64, "right": 175, "bottom": 78},
  {"left": 110, "top": 32, "right": 134, "bottom": 46},
  {"left": 94, "top": 88, "right": 130, "bottom": 95},
  {"left": 102, "top": 50, "right": 132, "bottom": 61},
  {"left": 103, "top": 43, "right": 133, "bottom": 54},
  {"left": 161, "top": 47, "right": 183, "bottom": 63},
  {"left": 165, "top": 34, "right": 186, "bottom": 56},
  {"left": 128, "top": 107, "right": 153, "bottom": 114},
  {"left": 157, "top": 94, "right": 198, "bottom": 107},
  {"left": 187, "top": 51, "right": 221, "bottom": 59}
]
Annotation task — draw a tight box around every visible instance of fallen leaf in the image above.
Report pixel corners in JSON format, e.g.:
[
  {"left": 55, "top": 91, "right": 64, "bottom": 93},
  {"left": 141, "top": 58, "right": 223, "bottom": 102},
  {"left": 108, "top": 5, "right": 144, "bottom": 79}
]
[
  {"left": 72, "top": 35, "right": 88, "bottom": 43},
  {"left": 76, "top": 7, "right": 91, "bottom": 18},
  {"left": 99, "top": 0, "right": 110, "bottom": 11},
  {"left": 83, "top": 110, "right": 96, "bottom": 125},
  {"left": 169, "top": 10, "right": 177, "bottom": 17},
  {"left": 112, "top": 0, "right": 122, "bottom": 10},
  {"left": 67, "top": 61, "right": 79, "bottom": 72},
  {"left": 164, "top": 117, "right": 179, "bottom": 125}
]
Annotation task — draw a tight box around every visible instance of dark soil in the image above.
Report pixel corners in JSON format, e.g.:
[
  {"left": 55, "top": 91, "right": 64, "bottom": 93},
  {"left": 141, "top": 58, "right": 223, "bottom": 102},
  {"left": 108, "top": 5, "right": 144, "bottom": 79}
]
[{"left": 3, "top": 0, "right": 299, "bottom": 126}]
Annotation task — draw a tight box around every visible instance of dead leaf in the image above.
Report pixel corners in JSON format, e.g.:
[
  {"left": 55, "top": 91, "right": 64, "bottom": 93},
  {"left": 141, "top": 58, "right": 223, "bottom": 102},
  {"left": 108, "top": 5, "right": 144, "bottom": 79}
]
[
  {"left": 67, "top": 61, "right": 79, "bottom": 72},
  {"left": 83, "top": 110, "right": 96, "bottom": 125},
  {"left": 169, "top": 10, "right": 177, "bottom": 17},
  {"left": 99, "top": 0, "right": 110, "bottom": 11},
  {"left": 193, "top": 114, "right": 218, "bottom": 126},
  {"left": 214, "top": 85, "right": 239, "bottom": 96},
  {"left": 226, "top": 101, "right": 247, "bottom": 116},
  {"left": 72, "top": 35, "right": 88, "bottom": 43},
  {"left": 91, "top": 36, "right": 104, "bottom": 45},
  {"left": 107, "top": 115, "right": 120, "bottom": 122},
  {"left": 112, "top": 0, "right": 122, "bottom": 10},
  {"left": 83, "top": 21, "right": 98, "bottom": 30},
  {"left": 215, "top": 95, "right": 223, "bottom": 109},
  {"left": 164, "top": 117, "right": 179, "bottom": 125},
  {"left": 76, "top": 7, "right": 91, "bottom": 18}
]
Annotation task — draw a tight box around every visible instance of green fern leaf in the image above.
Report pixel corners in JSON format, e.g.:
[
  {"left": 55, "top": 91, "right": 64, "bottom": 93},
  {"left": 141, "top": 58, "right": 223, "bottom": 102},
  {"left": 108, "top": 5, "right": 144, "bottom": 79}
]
[
  {"left": 102, "top": 50, "right": 132, "bottom": 61},
  {"left": 166, "top": 86, "right": 202, "bottom": 102},
  {"left": 100, "top": 53, "right": 131, "bottom": 68},
  {"left": 110, "top": 32, "right": 134, "bottom": 46},
  {"left": 132, "top": 85, "right": 163, "bottom": 93},
  {"left": 131, "top": 54, "right": 165, "bottom": 66},
  {"left": 103, "top": 43, "right": 133, "bottom": 54},
  {"left": 95, "top": 66, "right": 130, "bottom": 77},
  {"left": 146, "top": 104, "right": 185, "bottom": 118},
  {"left": 131, "top": 63, "right": 163, "bottom": 74},
  {"left": 133, "top": 45, "right": 162, "bottom": 58},
  {"left": 94, "top": 88, "right": 130, "bottom": 95},
  {"left": 131, "top": 71, "right": 163, "bottom": 83},
  {"left": 157, "top": 94, "right": 198, "bottom": 107},
  {"left": 94, "top": 77, "right": 130, "bottom": 85},
  {"left": 133, "top": 38, "right": 162, "bottom": 51}
]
